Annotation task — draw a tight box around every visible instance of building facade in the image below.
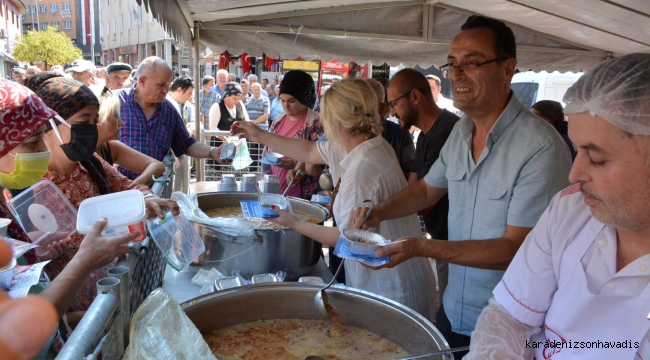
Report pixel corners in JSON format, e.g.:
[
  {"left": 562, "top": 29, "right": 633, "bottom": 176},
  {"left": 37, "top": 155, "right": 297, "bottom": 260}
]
[
  {"left": 22, "top": 0, "right": 100, "bottom": 65},
  {"left": 1, "top": 0, "right": 26, "bottom": 78},
  {"left": 100, "top": 0, "right": 185, "bottom": 71}
]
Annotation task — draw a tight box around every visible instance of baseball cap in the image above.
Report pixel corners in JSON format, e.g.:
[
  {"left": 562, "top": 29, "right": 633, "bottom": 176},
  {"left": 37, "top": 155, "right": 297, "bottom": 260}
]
[{"left": 67, "top": 59, "right": 95, "bottom": 73}]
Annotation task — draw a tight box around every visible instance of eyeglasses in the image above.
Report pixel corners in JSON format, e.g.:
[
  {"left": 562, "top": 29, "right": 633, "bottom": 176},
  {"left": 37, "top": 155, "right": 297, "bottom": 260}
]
[
  {"left": 440, "top": 57, "right": 510, "bottom": 74},
  {"left": 386, "top": 88, "right": 429, "bottom": 109}
]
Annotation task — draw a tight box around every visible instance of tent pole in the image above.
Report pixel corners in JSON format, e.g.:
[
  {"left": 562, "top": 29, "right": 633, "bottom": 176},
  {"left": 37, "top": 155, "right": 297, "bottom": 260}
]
[{"left": 193, "top": 21, "right": 204, "bottom": 183}]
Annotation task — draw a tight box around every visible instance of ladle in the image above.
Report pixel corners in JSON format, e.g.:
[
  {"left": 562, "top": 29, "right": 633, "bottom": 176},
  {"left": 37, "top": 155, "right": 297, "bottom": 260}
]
[
  {"left": 314, "top": 200, "right": 372, "bottom": 318},
  {"left": 313, "top": 258, "right": 344, "bottom": 318},
  {"left": 305, "top": 345, "right": 470, "bottom": 360},
  {"left": 283, "top": 170, "right": 304, "bottom": 196}
]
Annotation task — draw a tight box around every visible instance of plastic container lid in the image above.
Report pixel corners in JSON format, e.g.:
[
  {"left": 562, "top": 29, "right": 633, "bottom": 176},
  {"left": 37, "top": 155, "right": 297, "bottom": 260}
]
[
  {"left": 76, "top": 190, "right": 145, "bottom": 233},
  {"left": 9, "top": 180, "right": 77, "bottom": 243}
]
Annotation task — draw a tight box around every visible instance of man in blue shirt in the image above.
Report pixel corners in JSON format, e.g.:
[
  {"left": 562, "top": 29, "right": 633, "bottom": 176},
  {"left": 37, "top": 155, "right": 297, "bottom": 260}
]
[
  {"left": 350, "top": 16, "right": 572, "bottom": 359},
  {"left": 210, "top": 69, "right": 228, "bottom": 98},
  {"left": 199, "top": 76, "right": 220, "bottom": 129},
  {"left": 269, "top": 84, "right": 284, "bottom": 122},
  {"left": 245, "top": 83, "right": 270, "bottom": 131}
]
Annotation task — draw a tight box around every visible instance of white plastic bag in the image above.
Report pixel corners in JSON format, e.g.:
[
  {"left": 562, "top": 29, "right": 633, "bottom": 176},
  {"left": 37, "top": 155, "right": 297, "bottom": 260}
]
[
  {"left": 232, "top": 138, "right": 253, "bottom": 170},
  {"left": 123, "top": 288, "right": 216, "bottom": 360}
]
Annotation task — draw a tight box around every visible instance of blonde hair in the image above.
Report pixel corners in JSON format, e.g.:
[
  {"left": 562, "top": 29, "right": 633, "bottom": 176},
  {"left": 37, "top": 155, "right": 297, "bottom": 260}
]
[
  {"left": 320, "top": 79, "right": 383, "bottom": 142},
  {"left": 98, "top": 95, "right": 121, "bottom": 126}
]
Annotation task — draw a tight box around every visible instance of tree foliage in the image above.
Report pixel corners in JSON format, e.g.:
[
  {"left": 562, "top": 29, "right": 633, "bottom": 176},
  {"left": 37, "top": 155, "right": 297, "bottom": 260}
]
[{"left": 11, "top": 26, "right": 82, "bottom": 68}]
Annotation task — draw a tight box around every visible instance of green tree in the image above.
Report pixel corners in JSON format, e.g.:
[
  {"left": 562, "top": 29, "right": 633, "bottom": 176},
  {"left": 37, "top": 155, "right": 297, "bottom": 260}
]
[{"left": 11, "top": 26, "right": 82, "bottom": 69}]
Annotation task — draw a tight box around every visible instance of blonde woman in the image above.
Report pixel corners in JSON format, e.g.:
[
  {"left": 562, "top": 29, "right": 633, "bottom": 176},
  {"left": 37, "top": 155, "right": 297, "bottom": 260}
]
[
  {"left": 96, "top": 95, "right": 165, "bottom": 185},
  {"left": 232, "top": 79, "right": 435, "bottom": 320}
]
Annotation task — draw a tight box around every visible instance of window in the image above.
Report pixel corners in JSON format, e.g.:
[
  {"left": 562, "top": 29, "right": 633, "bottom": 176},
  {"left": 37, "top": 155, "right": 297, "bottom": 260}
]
[
  {"left": 62, "top": 3, "right": 71, "bottom": 11},
  {"left": 50, "top": 3, "right": 58, "bottom": 12},
  {"left": 51, "top": 22, "right": 59, "bottom": 30},
  {"left": 113, "top": 18, "right": 117, "bottom": 33},
  {"left": 40, "top": 4, "right": 46, "bottom": 13},
  {"left": 150, "top": 11, "right": 155, "bottom": 23},
  {"left": 41, "top": 22, "right": 47, "bottom": 30},
  {"left": 120, "top": 13, "right": 124, "bottom": 32},
  {"left": 139, "top": 7, "right": 144, "bottom": 26},
  {"left": 11, "top": 11, "right": 14, "bottom": 24},
  {"left": 30, "top": 5, "right": 36, "bottom": 13},
  {"left": 128, "top": 10, "right": 133, "bottom": 29},
  {"left": 63, "top": 21, "right": 72, "bottom": 30}
]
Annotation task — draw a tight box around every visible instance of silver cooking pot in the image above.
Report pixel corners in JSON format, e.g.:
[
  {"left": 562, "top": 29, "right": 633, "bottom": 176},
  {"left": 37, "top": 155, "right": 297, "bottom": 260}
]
[
  {"left": 191, "top": 192, "right": 329, "bottom": 280},
  {"left": 181, "top": 283, "right": 452, "bottom": 359}
]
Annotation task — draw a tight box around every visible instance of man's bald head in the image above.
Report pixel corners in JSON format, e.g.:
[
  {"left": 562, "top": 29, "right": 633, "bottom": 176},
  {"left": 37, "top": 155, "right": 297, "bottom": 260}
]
[
  {"left": 134, "top": 56, "right": 173, "bottom": 105},
  {"left": 388, "top": 69, "right": 435, "bottom": 104},
  {"left": 135, "top": 56, "right": 171, "bottom": 79}
]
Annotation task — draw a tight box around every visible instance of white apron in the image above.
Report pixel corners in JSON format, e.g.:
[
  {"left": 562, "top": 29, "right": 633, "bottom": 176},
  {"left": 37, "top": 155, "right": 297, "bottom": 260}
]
[{"left": 530, "top": 229, "right": 650, "bottom": 360}]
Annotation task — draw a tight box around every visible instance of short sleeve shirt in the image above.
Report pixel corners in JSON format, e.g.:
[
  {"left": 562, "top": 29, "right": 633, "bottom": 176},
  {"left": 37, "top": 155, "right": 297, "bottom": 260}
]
[
  {"left": 199, "top": 89, "right": 221, "bottom": 119},
  {"left": 245, "top": 95, "right": 270, "bottom": 121},
  {"left": 412, "top": 110, "right": 459, "bottom": 240},
  {"left": 117, "top": 88, "right": 197, "bottom": 179},
  {"left": 381, "top": 118, "right": 415, "bottom": 174},
  {"left": 423, "top": 94, "right": 573, "bottom": 336}
]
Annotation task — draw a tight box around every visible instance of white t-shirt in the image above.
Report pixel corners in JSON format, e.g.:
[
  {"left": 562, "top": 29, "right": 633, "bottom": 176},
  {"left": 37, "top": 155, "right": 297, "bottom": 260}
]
[{"left": 317, "top": 136, "right": 436, "bottom": 321}]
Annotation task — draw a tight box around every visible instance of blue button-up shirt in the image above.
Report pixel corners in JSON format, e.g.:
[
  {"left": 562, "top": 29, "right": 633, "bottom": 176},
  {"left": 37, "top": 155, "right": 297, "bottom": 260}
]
[
  {"left": 424, "top": 94, "right": 572, "bottom": 336},
  {"left": 117, "top": 88, "right": 197, "bottom": 179},
  {"left": 199, "top": 89, "right": 221, "bottom": 124},
  {"left": 245, "top": 95, "right": 270, "bottom": 121}
]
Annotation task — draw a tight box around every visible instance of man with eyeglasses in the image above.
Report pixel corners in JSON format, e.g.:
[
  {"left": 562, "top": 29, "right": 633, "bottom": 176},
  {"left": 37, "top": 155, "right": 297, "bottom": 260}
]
[{"left": 350, "top": 15, "right": 572, "bottom": 358}]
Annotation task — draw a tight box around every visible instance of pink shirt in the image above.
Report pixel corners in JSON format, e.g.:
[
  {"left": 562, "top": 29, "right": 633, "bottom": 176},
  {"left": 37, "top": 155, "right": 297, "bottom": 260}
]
[{"left": 269, "top": 113, "right": 308, "bottom": 197}]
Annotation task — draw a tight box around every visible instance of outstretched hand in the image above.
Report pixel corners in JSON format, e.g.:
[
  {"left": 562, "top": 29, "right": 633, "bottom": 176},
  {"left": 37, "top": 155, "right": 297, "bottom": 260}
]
[{"left": 231, "top": 121, "right": 264, "bottom": 143}]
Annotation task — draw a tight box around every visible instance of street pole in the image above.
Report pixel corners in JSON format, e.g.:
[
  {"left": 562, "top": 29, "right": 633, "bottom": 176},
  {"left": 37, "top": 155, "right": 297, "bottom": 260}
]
[
  {"left": 34, "top": 0, "right": 39, "bottom": 31},
  {"left": 89, "top": 0, "right": 95, "bottom": 64}
]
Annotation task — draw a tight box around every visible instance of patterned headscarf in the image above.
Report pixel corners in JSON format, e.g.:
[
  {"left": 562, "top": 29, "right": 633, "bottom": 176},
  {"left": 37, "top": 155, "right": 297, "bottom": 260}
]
[
  {"left": 0, "top": 79, "right": 57, "bottom": 158},
  {"left": 23, "top": 72, "right": 99, "bottom": 120},
  {"left": 279, "top": 70, "right": 316, "bottom": 108},
  {"left": 224, "top": 82, "right": 243, "bottom": 97}
]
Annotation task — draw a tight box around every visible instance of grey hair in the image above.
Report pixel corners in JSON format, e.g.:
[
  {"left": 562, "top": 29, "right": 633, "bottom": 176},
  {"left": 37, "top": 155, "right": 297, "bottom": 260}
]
[
  {"left": 363, "top": 78, "right": 386, "bottom": 103},
  {"left": 248, "top": 74, "right": 258, "bottom": 81}
]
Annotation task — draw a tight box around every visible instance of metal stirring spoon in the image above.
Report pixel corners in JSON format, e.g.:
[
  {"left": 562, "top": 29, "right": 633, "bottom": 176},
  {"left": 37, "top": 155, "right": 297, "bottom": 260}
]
[
  {"left": 313, "top": 258, "right": 344, "bottom": 318},
  {"left": 314, "top": 199, "right": 373, "bottom": 317}
]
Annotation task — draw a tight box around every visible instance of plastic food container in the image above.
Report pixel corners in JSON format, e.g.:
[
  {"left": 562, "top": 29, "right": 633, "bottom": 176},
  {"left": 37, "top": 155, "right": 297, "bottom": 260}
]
[
  {"left": 9, "top": 180, "right": 78, "bottom": 257},
  {"left": 342, "top": 229, "right": 387, "bottom": 257},
  {"left": 215, "top": 276, "right": 243, "bottom": 291},
  {"left": 76, "top": 190, "right": 146, "bottom": 242},
  {"left": 148, "top": 210, "right": 205, "bottom": 271},
  {"left": 251, "top": 273, "right": 279, "bottom": 284}
]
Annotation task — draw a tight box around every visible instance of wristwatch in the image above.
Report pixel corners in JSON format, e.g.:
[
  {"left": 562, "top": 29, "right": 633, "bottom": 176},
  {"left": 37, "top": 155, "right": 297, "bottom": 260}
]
[{"left": 208, "top": 146, "right": 216, "bottom": 158}]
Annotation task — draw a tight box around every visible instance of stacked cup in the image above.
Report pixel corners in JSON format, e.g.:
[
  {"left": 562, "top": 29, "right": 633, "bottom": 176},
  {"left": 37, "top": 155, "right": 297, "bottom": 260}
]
[
  {"left": 241, "top": 174, "right": 258, "bottom": 192},
  {"left": 220, "top": 174, "right": 237, "bottom": 192}
]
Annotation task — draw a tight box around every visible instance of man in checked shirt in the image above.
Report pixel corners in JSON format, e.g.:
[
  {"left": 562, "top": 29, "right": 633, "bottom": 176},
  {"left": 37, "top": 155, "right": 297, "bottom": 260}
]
[{"left": 116, "top": 56, "right": 229, "bottom": 180}]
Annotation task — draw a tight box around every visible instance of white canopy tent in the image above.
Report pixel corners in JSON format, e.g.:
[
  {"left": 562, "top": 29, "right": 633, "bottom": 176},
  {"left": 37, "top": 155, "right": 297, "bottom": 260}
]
[{"left": 135, "top": 0, "right": 649, "bottom": 72}]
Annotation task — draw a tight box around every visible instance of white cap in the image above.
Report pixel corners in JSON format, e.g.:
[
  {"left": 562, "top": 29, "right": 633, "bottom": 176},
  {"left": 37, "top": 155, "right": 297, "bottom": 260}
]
[{"left": 67, "top": 59, "right": 95, "bottom": 73}]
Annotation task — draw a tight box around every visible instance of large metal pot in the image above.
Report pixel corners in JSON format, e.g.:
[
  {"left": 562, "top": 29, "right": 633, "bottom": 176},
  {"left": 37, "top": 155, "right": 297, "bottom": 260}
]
[
  {"left": 182, "top": 283, "right": 451, "bottom": 359},
  {"left": 191, "top": 192, "right": 329, "bottom": 280}
]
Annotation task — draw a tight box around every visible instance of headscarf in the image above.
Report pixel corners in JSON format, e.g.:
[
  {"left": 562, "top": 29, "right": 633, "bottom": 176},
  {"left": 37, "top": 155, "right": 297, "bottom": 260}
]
[
  {"left": 532, "top": 100, "right": 567, "bottom": 135},
  {"left": 0, "top": 79, "right": 55, "bottom": 264},
  {"left": 0, "top": 79, "right": 57, "bottom": 158},
  {"left": 224, "top": 82, "right": 243, "bottom": 97},
  {"left": 23, "top": 72, "right": 99, "bottom": 120},
  {"left": 279, "top": 70, "right": 316, "bottom": 108},
  {"left": 23, "top": 72, "right": 110, "bottom": 195}
]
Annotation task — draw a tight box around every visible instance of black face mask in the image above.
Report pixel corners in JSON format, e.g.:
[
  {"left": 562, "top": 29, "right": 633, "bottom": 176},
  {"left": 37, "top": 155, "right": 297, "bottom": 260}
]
[{"left": 60, "top": 124, "right": 99, "bottom": 162}]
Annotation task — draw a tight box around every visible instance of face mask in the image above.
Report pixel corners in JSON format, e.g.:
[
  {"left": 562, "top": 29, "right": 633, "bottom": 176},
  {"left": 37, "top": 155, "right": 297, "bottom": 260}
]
[
  {"left": 0, "top": 151, "right": 51, "bottom": 189},
  {"left": 50, "top": 116, "right": 99, "bottom": 162}
]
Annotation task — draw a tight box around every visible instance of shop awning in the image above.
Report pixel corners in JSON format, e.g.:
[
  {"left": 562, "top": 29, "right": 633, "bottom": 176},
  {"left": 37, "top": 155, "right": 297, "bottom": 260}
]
[{"left": 135, "top": 0, "right": 650, "bottom": 72}]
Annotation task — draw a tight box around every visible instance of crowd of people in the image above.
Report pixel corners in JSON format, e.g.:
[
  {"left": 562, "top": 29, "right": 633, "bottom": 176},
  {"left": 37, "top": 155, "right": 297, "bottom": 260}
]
[{"left": 2, "top": 12, "right": 650, "bottom": 360}]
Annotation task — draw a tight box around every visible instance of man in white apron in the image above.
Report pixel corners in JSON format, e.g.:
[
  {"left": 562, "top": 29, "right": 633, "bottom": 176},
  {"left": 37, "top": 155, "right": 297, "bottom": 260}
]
[{"left": 465, "top": 53, "right": 650, "bottom": 359}]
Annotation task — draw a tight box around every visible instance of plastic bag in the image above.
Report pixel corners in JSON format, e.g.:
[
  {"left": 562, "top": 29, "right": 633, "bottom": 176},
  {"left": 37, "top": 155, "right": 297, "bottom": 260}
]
[
  {"left": 191, "top": 268, "right": 227, "bottom": 295},
  {"left": 171, "top": 192, "right": 261, "bottom": 245},
  {"left": 148, "top": 210, "right": 205, "bottom": 272},
  {"left": 232, "top": 138, "right": 253, "bottom": 170},
  {"left": 123, "top": 288, "right": 217, "bottom": 360}
]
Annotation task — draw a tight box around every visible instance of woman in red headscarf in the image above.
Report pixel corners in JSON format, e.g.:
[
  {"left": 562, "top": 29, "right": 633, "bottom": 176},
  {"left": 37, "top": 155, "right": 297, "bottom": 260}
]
[{"left": 0, "top": 79, "right": 139, "bottom": 359}]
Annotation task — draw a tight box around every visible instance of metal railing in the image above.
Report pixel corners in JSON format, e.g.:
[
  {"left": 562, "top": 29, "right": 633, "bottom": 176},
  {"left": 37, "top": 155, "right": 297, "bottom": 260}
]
[
  {"left": 56, "top": 154, "right": 175, "bottom": 360},
  {"left": 199, "top": 129, "right": 264, "bottom": 182}
]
